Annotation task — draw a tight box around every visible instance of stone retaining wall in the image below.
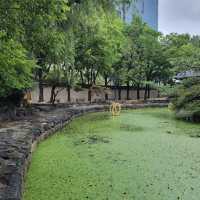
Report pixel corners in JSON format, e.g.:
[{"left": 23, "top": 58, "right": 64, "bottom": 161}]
[{"left": 0, "top": 103, "right": 167, "bottom": 200}]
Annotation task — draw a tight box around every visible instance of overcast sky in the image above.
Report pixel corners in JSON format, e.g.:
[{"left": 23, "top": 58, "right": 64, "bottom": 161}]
[{"left": 159, "top": 0, "right": 200, "bottom": 35}]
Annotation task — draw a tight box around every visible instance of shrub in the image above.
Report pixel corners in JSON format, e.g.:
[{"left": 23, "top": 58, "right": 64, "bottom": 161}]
[
  {"left": 171, "top": 78, "right": 200, "bottom": 122},
  {"left": 0, "top": 32, "right": 36, "bottom": 106},
  {"left": 158, "top": 84, "right": 176, "bottom": 98}
]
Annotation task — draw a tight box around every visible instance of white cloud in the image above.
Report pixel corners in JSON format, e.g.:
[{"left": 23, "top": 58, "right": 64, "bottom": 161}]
[{"left": 159, "top": 0, "right": 200, "bottom": 35}]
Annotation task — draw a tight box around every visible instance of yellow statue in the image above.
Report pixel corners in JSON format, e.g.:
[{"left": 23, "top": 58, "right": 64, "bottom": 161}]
[{"left": 110, "top": 102, "right": 121, "bottom": 116}]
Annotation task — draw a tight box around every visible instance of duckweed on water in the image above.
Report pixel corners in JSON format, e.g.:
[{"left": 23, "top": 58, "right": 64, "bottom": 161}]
[{"left": 23, "top": 108, "right": 200, "bottom": 200}]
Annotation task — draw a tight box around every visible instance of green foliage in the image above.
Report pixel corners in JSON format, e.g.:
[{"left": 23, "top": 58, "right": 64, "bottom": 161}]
[
  {"left": 0, "top": 0, "right": 70, "bottom": 104},
  {"left": 21, "top": 0, "right": 70, "bottom": 63},
  {"left": 46, "top": 66, "right": 64, "bottom": 86},
  {"left": 164, "top": 33, "right": 200, "bottom": 122},
  {"left": 74, "top": 2, "right": 125, "bottom": 86},
  {"left": 158, "top": 84, "right": 176, "bottom": 97},
  {"left": 168, "top": 44, "right": 200, "bottom": 73},
  {"left": 171, "top": 78, "right": 200, "bottom": 122},
  {"left": 0, "top": 0, "right": 199, "bottom": 112},
  {"left": 112, "top": 16, "right": 171, "bottom": 100},
  {"left": 0, "top": 32, "right": 36, "bottom": 99}
]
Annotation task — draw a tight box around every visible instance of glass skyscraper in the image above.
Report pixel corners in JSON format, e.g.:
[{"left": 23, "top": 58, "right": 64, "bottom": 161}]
[{"left": 120, "top": 0, "right": 158, "bottom": 30}]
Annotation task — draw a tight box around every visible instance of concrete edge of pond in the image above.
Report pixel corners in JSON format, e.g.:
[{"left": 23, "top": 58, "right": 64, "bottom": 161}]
[{"left": 0, "top": 103, "right": 168, "bottom": 200}]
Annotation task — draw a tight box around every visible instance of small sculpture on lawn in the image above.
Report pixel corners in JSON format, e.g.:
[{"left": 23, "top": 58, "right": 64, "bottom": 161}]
[{"left": 110, "top": 102, "right": 121, "bottom": 116}]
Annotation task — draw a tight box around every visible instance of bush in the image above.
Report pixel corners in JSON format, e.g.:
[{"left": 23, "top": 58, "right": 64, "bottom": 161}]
[
  {"left": 158, "top": 84, "right": 176, "bottom": 98},
  {"left": 0, "top": 90, "right": 24, "bottom": 107},
  {"left": 0, "top": 32, "right": 36, "bottom": 106},
  {"left": 171, "top": 78, "right": 200, "bottom": 122}
]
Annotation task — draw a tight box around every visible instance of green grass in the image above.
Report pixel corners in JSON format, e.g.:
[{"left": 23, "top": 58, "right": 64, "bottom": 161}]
[{"left": 23, "top": 108, "right": 200, "bottom": 200}]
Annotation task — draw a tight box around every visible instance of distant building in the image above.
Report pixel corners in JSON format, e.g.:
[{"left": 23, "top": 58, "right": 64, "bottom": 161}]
[
  {"left": 118, "top": 0, "right": 158, "bottom": 30},
  {"left": 173, "top": 70, "right": 200, "bottom": 84},
  {"left": 175, "top": 70, "right": 200, "bottom": 79}
]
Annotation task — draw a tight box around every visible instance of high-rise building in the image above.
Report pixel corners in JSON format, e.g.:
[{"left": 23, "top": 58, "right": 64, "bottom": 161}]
[{"left": 119, "top": 0, "right": 158, "bottom": 31}]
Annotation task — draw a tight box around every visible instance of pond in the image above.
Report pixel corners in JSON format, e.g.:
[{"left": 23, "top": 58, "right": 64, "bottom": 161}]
[{"left": 23, "top": 108, "right": 200, "bottom": 200}]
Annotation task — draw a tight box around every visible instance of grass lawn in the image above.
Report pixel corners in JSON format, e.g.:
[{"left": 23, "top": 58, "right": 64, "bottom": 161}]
[{"left": 23, "top": 108, "right": 200, "bottom": 200}]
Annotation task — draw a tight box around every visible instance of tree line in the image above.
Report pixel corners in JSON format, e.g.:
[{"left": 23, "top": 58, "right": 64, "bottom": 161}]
[{"left": 0, "top": 0, "right": 199, "bottom": 121}]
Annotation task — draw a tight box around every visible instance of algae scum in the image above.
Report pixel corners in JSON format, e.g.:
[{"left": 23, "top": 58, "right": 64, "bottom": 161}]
[{"left": 23, "top": 108, "right": 200, "bottom": 200}]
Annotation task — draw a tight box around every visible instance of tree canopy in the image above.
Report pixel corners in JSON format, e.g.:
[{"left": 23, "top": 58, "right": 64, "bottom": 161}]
[{"left": 0, "top": 0, "right": 199, "bottom": 122}]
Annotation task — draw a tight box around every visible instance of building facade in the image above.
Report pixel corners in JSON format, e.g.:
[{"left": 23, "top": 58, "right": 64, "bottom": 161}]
[{"left": 121, "top": 0, "right": 158, "bottom": 30}]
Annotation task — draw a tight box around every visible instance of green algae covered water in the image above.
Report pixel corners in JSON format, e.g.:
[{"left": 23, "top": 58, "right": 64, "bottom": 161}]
[{"left": 23, "top": 108, "right": 200, "bottom": 200}]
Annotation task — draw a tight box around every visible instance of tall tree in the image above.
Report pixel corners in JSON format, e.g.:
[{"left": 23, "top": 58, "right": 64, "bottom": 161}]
[
  {"left": 20, "top": 0, "right": 70, "bottom": 102},
  {"left": 74, "top": 1, "right": 124, "bottom": 102}
]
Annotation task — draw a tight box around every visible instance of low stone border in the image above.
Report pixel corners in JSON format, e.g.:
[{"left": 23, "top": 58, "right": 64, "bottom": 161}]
[{"left": 0, "top": 103, "right": 167, "bottom": 200}]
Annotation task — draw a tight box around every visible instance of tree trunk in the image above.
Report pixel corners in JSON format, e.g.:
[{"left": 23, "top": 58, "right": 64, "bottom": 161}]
[
  {"left": 80, "top": 71, "right": 84, "bottom": 86},
  {"left": 67, "top": 86, "right": 71, "bottom": 102},
  {"left": 118, "top": 87, "right": 121, "bottom": 100},
  {"left": 38, "top": 68, "right": 44, "bottom": 102},
  {"left": 88, "top": 89, "right": 92, "bottom": 103},
  {"left": 104, "top": 76, "right": 108, "bottom": 101},
  {"left": 126, "top": 81, "right": 130, "bottom": 100},
  {"left": 105, "top": 92, "right": 108, "bottom": 101},
  {"left": 144, "top": 84, "right": 148, "bottom": 100},
  {"left": 114, "top": 86, "right": 117, "bottom": 101},
  {"left": 157, "top": 90, "right": 160, "bottom": 98},
  {"left": 50, "top": 85, "right": 56, "bottom": 104},
  {"left": 157, "top": 82, "right": 160, "bottom": 98},
  {"left": 137, "top": 84, "right": 140, "bottom": 100},
  {"left": 147, "top": 85, "right": 151, "bottom": 99}
]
